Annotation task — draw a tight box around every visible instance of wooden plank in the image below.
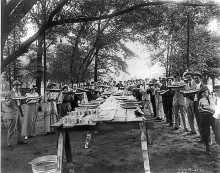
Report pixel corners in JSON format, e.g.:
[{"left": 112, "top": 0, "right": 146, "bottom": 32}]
[
  {"left": 57, "top": 130, "right": 66, "bottom": 173},
  {"left": 65, "top": 130, "right": 75, "bottom": 173},
  {"left": 139, "top": 122, "right": 151, "bottom": 173}
]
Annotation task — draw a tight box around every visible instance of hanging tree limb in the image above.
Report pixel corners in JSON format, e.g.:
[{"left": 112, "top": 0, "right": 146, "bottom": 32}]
[{"left": 1, "top": 0, "right": 217, "bottom": 72}]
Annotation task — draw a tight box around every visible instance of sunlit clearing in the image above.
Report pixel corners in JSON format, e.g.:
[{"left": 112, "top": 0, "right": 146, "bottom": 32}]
[{"left": 208, "top": 18, "right": 218, "bottom": 32}]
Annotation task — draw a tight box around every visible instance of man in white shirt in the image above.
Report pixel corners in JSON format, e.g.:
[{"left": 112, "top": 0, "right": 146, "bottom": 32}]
[
  {"left": 193, "top": 72, "right": 205, "bottom": 140},
  {"left": 198, "top": 86, "right": 217, "bottom": 153},
  {"left": 184, "top": 72, "right": 197, "bottom": 134},
  {"left": 140, "top": 82, "right": 152, "bottom": 115},
  {"left": 5, "top": 80, "right": 26, "bottom": 150},
  {"left": 172, "top": 73, "right": 189, "bottom": 131}
]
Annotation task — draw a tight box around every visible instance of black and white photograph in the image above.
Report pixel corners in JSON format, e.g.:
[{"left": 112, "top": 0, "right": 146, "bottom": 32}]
[{"left": 1, "top": 0, "right": 220, "bottom": 172}]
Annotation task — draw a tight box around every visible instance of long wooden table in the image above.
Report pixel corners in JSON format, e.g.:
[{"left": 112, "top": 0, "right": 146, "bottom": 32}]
[{"left": 52, "top": 93, "right": 151, "bottom": 173}]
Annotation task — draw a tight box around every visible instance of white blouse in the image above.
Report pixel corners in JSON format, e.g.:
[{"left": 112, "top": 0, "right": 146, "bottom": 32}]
[{"left": 26, "top": 92, "right": 39, "bottom": 104}]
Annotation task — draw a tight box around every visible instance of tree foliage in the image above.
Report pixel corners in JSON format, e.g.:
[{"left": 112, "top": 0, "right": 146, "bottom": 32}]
[{"left": 1, "top": 0, "right": 217, "bottom": 72}]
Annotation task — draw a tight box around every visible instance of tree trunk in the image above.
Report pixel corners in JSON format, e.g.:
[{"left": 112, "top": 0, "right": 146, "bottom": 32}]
[
  {"left": 8, "top": 67, "right": 12, "bottom": 90},
  {"left": 13, "top": 61, "right": 17, "bottom": 80},
  {"left": 36, "top": 37, "right": 43, "bottom": 95},
  {"left": 166, "top": 42, "right": 170, "bottom": 77},
  {"left": 203, "top": 77, "right": 208, "bottom": 85},
  {"left": 43, "top": 32, "right": 47, "bottom": 96},
  {"left": 186, "top": 12, "right": 190, "bottom": 68},
  {"left": 212, "top": 77, "right": 215, "bottom": 90},
  {"left": 94, "top": 53, "right": 98, "bottom": 82},
  {"left": 13, "top": 28, "right": 17, "bottom": 80}
]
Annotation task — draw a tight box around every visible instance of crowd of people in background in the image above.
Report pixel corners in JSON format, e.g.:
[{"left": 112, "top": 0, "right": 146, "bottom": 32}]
[
  {"left": 123, "top": 71, "right": 220, "bottom": 153},
  {"left": 3, "top": 71, "right": 220, "bottom": 153}
]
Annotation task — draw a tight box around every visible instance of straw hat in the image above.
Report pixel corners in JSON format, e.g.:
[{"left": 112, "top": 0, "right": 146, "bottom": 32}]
[
  {"left": 62, "top": 85, "right": 69, "bottom": 91},
  {"left": 193, "top": 71, "right": 202, "bottom": 78},
  {"left": 199, "top": 86, "right": 209, "bottom": 94},
  {"left": 12, "top": 80, "right": 21, "bottom": 86},
  {"left": 166, "top": 77, "right": 174, "bottom": 81},
  {"left": 47, "top": 83, "right": 56, "bottom": 89},
  {"left": 29, "top": 85, "right": 38, "bottom": 91}
]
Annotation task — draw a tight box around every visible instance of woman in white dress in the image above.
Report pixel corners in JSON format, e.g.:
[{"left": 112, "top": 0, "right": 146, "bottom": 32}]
[
  {"left": 22, "top": 86, "right": 40, "bottom": 140},
  {"left": 155, "top": 83, "right": 165, "bottom": 121},
  {"left": 44, "top": 83, "right": 59, "bottom": 134}
]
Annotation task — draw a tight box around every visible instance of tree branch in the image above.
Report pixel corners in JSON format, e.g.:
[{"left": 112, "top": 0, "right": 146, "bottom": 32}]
[
  {"left": 49, "top": 1, "right": 217, "bottom": 27},
  {"left": 2, "top": 0, "right": 217, "bottom": 72},
  {"left": 47, "top": 0, "right": 69, "bottom": 22},
  {"left": 8, "top": 0, "right": 37, "bottom": 38},
  {"left": 6, "top": 0, "right": 20, "bottom": 15}
]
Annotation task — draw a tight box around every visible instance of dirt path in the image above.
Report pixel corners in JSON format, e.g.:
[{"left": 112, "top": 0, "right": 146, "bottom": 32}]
[{"left": 1, "top": 112, "right": 220, "bottom": 173}]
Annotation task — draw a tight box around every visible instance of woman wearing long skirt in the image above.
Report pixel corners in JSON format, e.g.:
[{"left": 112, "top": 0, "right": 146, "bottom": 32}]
[
  {"left": 60, "top": 85, "right": 72, "bottom": 117},
  {"left": 155, "top": 83, "right": 165, "bottom": 121},
  {"left": 44, "top": 83, "right": 59, "bottom": 134},
  {"left": 22, "top": 86, "right": 40, "bottom": 140}
]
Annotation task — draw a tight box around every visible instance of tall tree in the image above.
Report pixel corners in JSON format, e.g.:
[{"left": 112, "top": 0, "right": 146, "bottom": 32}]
[{"left": 2, "top": 0, "right": 216, "bottom": 72}]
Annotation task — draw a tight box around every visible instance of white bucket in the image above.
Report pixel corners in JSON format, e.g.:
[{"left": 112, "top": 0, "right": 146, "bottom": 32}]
[{"left": 29, "top": 155, "right": 58, "bottom": 173}]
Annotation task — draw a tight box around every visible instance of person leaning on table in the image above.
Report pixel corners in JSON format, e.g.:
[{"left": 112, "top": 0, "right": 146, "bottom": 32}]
[
  {"left": 5, "top": 80, "right": 27, "bottom": 150},
  {"left": 198, "top": 86, "right": 218, "bottom": 153}
]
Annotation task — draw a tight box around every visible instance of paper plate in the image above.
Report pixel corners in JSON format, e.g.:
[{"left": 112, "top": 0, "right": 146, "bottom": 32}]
[
  {"left": 112, "top": 93, "right": 123, "bottom": 96},
  {"left": 180, "top": 89, "right": 200, "bottom": 94},
  {"left": 120, "top": 104, "right": 139, "bottom": 109},
  {"left": 122, "top": 101, "right": 141, "bottom": 104},
  {"left": 12, "top": 97, "right": 26, "bottom": 100},
  {"left": 158, "top": 90, "right": 169, "bottom": 95},
  {"left": 62, "top": 91, "right": 75, "bottom": 94},
  {"left": 45, "top": 89, "right": 61, "bottom": 92},
  {"left": 168, "top": 84, "right": 186, "bottom": 89},
  {"left": 199, "top": 108, "right": 215, "bottom": 114},
  {"left": 77, "top": 105, "right": 98, "bottom": 109},
  {"left": 115, "top": 97, "right": 128, "bottom": 100},
  {"left": 25, "top": 96, "right": 42, "bottom": 99}
]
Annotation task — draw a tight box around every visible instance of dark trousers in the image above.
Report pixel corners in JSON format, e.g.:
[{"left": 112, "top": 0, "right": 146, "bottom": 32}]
[
  {"left": 194, "top": 101, "right": 203, "bottom": 138},
  {"left": 201, "top": 112, "right": 215, "bottom": 150},
  {"left": 162, "top": 98, "right": 173, "bottom": 125},
  {"left": 151, "top": 96, "right": 157, "bottom": 117}
]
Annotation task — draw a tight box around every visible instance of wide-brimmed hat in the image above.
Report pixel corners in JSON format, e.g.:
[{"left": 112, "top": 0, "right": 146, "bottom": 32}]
[
  {"left": 149, "top": 82, "right": 154, "bottom": 86},
  {"left": 29, "top": 85, "right": 35, "bottom": 91},
  {"left": 174, "top": 72, "right": 181, "bottom": 78},
  {"left": 199, "top": 86, "right": 209, "bottom": 93},
  {"left": 193, "top": 71, "right": 202, "bottom": 78},
  {"left": 12, "top": 80, "right": 21, "bottom": 86},
  {"left": 161, "top": 77, "right": 166, "bottom": 82},
  {"left": 47, "top": 82, "right": 56, "bottom": 89},
  {"left": 166, "top": 77, "right": 174, "bottom": 81},
  {"left": 182, "top": 77, "right": 188, "bottom": 82},
  {"left": 29, "top": 85, "right": 37, "bottom": 91},
  {"left": 184, "top": 71, "right": 193, "bottom": 77},
  {"left": 62, "top": 85, "right": 69, "bottom": 90}
]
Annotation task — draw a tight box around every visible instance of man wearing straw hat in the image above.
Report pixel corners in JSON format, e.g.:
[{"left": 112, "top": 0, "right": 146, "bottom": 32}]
[
  {"left": 5, "top": 80, "right": 26, "bottom": 150},
  {"left": 172, "top": 73, "right": 189, "bottom": 132}
]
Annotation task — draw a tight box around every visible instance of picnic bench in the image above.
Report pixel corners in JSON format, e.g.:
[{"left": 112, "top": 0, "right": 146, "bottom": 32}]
[{"left": 52, "top": 93, "right": 153, "bottom": 173}]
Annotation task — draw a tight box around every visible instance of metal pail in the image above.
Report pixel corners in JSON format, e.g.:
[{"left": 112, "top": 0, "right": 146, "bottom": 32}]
[{"left": 29, "top": 155, "right": 57, "bottom": 173}]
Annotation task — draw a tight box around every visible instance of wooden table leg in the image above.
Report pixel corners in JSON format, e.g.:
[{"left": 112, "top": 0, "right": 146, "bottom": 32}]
[
  {"left": 65, "top": 130, "right": 75, "bottom": 173},
  {"left": 95, "top": 123, "right": 99, "bottom": 134},
  {"left": 139, "top": 122, "right": 151, "bottom": 173},
  {"left": 57, "top": 128, "right": 66, "bottom": 173},
  {"left": 85, "top": 131, "right": 92, "bottom": 149}
]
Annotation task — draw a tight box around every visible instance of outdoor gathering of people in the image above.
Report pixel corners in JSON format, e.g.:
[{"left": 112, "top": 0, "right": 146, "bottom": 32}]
[{"left": 3, "top": 70, "right": 220, "bottom": 155}]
